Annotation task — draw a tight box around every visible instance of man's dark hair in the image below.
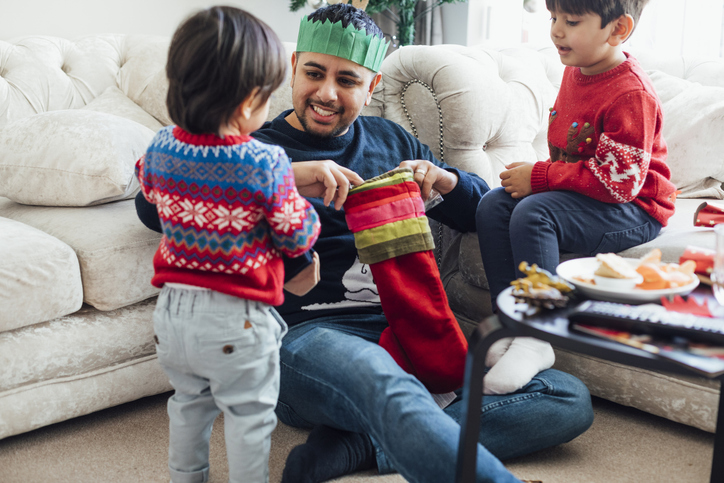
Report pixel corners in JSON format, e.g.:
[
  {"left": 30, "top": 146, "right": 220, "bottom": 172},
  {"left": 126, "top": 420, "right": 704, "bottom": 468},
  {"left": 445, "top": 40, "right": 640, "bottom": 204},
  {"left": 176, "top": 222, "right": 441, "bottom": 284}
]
[
  {"left": 307, "top": 3, "right": 384, "bottom": 39},
  {"left": 166, "top": 6, "right": 287, "bottom": 135},
  {"left": 545, "top": 0, "right": 649, "bottom": 28}
]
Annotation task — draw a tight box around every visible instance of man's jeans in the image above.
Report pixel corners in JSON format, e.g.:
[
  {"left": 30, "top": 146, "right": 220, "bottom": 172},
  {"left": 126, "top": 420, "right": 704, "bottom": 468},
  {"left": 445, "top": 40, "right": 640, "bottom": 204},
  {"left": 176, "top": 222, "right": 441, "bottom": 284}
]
[
  {"left": 154, "top": 286, "right": 287, "bottom": 483},
  {"left": 477, "top": 188, "right": 663, "bottom": 303},
  {"left": 275, "top": 314, "right": 594, "bottom": 483}
]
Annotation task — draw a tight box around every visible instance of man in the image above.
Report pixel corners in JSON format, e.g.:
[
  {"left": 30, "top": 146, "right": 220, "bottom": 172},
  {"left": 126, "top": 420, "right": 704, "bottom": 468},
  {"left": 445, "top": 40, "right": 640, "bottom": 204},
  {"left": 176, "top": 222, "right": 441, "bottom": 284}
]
[{"left": 137, "top": 4, "right": 593, "bottom": 482}]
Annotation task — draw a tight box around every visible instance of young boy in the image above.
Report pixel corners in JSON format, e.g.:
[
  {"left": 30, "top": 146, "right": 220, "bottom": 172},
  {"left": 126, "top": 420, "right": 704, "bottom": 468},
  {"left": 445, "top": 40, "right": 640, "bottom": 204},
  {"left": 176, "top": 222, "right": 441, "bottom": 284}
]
[
  {"left": 476, "top": 0, "right": 677, "bottom": 308},
  {"left": 135, "top": 7, "right": 321, "bottom": 483}
]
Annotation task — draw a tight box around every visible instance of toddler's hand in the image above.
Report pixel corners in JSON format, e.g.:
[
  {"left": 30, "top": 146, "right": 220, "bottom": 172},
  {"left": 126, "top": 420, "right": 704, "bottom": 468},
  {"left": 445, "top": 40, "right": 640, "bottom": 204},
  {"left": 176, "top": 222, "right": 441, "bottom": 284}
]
[
  {"left": 284, "top": 251, "right": 320, "bottom": 296},
  {"left": 500, "top": 162, "right": 534, "bottom": 198}
]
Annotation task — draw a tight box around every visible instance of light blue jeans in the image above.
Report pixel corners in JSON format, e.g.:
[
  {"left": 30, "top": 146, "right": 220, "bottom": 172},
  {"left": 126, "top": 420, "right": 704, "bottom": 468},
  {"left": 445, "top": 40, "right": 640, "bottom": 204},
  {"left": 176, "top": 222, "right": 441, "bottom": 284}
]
[
  {"left": 154, "top": 286, "right": 287, "bottom": 483},
  {"left": 275, "top": 314, "right": 593, "bottom": 483}
]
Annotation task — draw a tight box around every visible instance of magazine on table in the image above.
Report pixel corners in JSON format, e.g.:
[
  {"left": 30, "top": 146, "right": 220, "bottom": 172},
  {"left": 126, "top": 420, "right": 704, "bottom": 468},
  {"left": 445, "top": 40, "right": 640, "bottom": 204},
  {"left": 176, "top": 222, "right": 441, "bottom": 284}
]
[{"left": 571, "top": 324, "right": 724, "bottom": 377}]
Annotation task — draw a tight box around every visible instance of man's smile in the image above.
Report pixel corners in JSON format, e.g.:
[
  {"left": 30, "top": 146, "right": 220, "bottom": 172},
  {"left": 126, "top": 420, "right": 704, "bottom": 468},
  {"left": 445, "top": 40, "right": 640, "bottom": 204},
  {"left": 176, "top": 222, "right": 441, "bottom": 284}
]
[
  {"left": 308, "top": 103, "right": 340, "bottom": 124},
  {"left": 312, "top": 105, "right": 336, "bottom": 117}
]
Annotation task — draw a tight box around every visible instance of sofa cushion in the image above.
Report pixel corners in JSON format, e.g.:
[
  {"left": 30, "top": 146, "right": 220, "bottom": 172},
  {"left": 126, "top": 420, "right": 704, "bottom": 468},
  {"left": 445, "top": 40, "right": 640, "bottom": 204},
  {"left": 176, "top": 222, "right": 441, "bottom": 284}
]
[
  {"left": 82, "top": 85, "right": 163, "bottom": 133},
  {"left": 618, "top": 198, "right": 718, "bottom": 261},
  {"left": 0, "top": 299, "right": 157, "bottom": 394},
  {"left": 0, "top": 217, "right": 83, "bottom": 331},
  {"left": 554, "top": 348, "right": 720, "bottom": 433},
  {"left": 133, "top": 69, "right": 173, "bottom": 127},
  {"left": 0, "top": 197, "right": 161, "bottom": 311},
  {"left": 0, "top": 110, "right": 154, "bottom": 206},
  {"left": 0, "top": 298, "right": 172, "bottom": 440},
  {"left": 647, "top": 70, "right": 724, "bottom": 199}
]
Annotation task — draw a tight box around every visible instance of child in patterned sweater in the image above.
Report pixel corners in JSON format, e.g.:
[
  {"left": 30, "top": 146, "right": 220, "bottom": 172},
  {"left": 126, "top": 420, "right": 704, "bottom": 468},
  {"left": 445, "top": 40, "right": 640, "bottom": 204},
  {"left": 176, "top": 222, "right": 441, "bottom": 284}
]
[
  {"left": 135, "top": 6, "right": 320, "bottom": 483},
  {"left": 475, "top": 0, "right": 677, "bottom": 394}
]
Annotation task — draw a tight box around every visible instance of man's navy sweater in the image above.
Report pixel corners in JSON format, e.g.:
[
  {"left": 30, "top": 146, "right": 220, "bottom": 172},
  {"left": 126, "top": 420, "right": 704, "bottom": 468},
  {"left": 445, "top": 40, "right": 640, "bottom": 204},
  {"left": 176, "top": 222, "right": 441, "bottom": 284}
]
[{"left": 254, "top": 111, "right": 489, "bottom": 326}]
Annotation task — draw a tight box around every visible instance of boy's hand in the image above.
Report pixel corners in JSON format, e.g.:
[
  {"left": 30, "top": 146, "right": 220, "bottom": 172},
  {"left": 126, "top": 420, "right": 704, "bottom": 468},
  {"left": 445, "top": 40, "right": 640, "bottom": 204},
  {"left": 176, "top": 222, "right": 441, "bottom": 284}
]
[
  {"left": 283, "top": 251, "right": 320, "bottom": 296},
  {"left": 500, "top": 162, "right": 534, "bottom": 198},
  {"left": 398, "top": 160, "right": 458, "bottom": 200},
  {"left": 292, "top": 160, "right": 364, "bottom": 210}
]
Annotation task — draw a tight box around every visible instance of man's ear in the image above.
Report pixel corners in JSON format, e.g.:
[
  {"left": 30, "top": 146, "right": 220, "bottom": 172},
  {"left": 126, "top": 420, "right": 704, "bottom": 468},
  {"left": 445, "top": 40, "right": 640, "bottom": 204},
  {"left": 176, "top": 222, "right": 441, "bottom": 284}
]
[
  {"left": 365, "top": 72, "right": 382, "bottom": 106},
  {"left": 608, "top": 14, "right": 635, "bottom": 46},
  {"left": 290, "top": 52, "right": 298, "bottom": 88}
]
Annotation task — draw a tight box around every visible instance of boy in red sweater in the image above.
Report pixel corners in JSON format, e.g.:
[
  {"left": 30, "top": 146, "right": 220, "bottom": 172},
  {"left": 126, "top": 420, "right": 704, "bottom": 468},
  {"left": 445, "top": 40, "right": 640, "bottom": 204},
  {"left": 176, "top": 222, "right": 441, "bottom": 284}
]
[
  {"left": 477, "top": 0, "right": 676, "bottom": 309},
  {"left": 135, "top": 7, "right": 320, "bottom": 483}
]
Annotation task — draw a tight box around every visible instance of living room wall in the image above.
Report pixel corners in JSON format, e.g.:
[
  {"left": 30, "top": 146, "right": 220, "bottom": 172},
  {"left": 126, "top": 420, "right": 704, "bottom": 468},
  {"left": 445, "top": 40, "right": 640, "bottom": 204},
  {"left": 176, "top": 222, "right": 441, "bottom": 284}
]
[{"left": 0, "top": 0, "right": 314, "bottom": 42}]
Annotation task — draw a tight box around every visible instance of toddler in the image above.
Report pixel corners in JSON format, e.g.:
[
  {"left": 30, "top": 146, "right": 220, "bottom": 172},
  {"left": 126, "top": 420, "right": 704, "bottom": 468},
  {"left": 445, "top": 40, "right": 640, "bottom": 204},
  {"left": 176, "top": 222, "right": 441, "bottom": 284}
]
[{"left": 135, "top": 6, "right": 321, "bottom": 482}]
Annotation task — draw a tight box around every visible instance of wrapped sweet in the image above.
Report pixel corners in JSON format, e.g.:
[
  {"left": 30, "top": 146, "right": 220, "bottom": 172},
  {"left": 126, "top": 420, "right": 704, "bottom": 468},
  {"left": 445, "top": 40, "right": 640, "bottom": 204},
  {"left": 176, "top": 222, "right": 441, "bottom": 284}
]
[{"left": 511, "top": 262, "right": 575, "bottom": 309}]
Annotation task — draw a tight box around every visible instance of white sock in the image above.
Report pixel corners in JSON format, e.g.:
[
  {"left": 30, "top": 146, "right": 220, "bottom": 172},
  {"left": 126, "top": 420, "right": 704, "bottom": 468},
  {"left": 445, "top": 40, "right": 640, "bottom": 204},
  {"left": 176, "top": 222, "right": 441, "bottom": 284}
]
[
  {"left": 483, "top": 337, "right": 555, "bottom": 395},
  {"left": 485, "top": 337, "right": 513, "bottom": 368}
]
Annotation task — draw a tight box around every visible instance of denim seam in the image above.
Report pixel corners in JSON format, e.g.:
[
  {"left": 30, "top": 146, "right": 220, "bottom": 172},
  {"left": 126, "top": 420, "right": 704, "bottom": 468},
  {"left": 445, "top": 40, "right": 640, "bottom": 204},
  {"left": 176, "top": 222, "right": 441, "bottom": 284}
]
[{"left": 481, "top": 376, "right": 555, "bottom": 413}]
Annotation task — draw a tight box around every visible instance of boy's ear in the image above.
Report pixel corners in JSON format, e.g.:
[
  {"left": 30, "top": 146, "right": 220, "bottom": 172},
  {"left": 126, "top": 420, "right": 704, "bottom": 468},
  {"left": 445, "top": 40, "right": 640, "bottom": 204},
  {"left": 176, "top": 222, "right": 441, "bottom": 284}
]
[
  {"left": 239, "top": 87, "right": 262, "bottom": 120},
  {"left": 608, "top": 14, "right": 635, "bottom": 46}
]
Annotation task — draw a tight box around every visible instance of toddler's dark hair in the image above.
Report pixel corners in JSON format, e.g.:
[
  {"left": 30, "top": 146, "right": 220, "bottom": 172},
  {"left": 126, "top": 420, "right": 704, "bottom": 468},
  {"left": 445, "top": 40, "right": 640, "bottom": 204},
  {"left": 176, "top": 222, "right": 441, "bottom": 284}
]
[
  {"left": 166, "top": 6, "right": 287, "bottom": 135},
  {"left": 545, "top": 0, "right": 649, "bottom": 28}
]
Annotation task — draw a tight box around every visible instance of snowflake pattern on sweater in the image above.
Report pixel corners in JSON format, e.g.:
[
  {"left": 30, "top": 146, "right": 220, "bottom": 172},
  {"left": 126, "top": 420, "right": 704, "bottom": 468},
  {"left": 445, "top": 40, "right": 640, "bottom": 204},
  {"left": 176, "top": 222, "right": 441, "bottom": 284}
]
[{"left": 136, "top": 126, "right": 320, "bottom": 305}]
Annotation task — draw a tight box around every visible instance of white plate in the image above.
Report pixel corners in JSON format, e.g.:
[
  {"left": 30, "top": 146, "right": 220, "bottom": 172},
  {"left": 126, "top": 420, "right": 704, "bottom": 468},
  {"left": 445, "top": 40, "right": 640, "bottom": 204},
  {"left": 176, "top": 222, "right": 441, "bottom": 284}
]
[{"left": 556, "top": 257, "right": 700, "bottom": 304}]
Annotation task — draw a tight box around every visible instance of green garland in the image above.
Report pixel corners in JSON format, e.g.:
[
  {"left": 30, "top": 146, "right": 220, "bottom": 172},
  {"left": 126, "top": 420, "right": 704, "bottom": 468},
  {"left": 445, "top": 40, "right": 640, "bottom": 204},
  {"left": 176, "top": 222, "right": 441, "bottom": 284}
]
[{"left": 289, "top": 0, "right": 459, "bottom": 15}]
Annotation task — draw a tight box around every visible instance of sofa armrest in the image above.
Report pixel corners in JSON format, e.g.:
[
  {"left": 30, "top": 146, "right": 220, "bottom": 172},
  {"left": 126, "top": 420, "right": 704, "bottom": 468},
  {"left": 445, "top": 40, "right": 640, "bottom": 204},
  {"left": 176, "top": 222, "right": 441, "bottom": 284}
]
[
  {"left": 375, "top": 44, "right": 558, "bottom": 186},
  {"left": 376, "top": 44, "right": 560, "bottom": 324}
]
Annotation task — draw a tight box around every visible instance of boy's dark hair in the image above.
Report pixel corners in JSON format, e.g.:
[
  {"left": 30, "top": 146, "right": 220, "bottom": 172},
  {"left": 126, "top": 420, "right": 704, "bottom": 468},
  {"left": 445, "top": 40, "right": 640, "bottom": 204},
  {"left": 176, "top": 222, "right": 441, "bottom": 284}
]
[
  {"left": 545, "top": 0, "right": 649, "bottom": 28},
  {"left": 307, "top": 3, "right": 384, "bottom": 39},
  {"left": 166, "top": 6, "right": 287, "bottom": 135}
]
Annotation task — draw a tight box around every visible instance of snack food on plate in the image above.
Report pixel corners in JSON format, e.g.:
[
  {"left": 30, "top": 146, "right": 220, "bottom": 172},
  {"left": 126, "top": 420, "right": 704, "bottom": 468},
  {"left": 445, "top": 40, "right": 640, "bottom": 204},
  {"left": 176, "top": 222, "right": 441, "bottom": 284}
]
[
  {"left": 587, "top": 249, "right": 697, "bottom": 290},
  {"left": 636, "top": 257, "right": 697, "bottom": 290},
  {"left": 594, "top": 253, "right": 640, "bottom": 279},
  {"left": 511, "top": 261, "right": 574, "bottom": 309}
]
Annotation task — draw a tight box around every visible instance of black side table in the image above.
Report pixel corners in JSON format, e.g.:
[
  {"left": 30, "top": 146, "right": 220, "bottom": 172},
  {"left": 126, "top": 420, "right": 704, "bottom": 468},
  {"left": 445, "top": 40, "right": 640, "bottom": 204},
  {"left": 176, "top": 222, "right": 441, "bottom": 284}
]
[{"left": 454, "top": 287, "right": 724, "bottom": 483}]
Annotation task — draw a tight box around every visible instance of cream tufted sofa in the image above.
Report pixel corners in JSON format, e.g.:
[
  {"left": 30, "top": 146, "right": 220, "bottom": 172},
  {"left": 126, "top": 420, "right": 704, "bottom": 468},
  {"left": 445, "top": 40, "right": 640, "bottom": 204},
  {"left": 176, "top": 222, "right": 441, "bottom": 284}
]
[{"left": 1, "top": 34, "right": 723, "bottom": 440}]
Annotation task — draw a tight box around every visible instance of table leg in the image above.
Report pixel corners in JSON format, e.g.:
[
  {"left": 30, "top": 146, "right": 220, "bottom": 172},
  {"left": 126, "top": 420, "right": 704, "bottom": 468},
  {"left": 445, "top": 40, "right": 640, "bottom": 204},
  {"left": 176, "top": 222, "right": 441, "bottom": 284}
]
[
  {"left": 455, "top": 315, "right": 517, "bottom": 483},
  {"left": 711, "top": 379, "right": 724, "bottom": 483}
]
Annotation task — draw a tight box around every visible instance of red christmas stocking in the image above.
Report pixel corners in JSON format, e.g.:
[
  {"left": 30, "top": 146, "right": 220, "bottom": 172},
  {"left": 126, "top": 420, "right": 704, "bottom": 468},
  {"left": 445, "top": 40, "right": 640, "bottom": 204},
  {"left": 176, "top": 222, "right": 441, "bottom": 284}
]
[{"left": 344, "top": 168, "right": 467, "bottom": 393}]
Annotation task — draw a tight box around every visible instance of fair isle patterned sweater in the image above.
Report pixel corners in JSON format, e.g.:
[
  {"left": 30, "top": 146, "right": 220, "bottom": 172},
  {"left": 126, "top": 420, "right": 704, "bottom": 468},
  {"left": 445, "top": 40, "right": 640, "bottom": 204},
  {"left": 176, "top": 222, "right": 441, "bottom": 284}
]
[
  {"left": 136, "top": 126, "right": 320, "bottom": 306},
  {"left": 532, "top": 54, "right": 676, "bottom": 226}
]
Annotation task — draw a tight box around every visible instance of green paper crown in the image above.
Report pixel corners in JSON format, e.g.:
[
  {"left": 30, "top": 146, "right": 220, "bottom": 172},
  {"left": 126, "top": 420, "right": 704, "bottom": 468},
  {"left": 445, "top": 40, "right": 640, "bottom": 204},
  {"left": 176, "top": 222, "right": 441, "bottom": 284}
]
[{"left": 296, "top": 16, "right": 390, "bottom": 72}]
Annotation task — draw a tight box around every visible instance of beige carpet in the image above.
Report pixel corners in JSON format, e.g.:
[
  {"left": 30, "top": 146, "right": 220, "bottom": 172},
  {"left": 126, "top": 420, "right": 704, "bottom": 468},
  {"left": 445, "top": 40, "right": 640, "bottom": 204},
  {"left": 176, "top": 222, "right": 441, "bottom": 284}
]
[{"left": 0, "top": 393, "right": 714, "bottom": 483}]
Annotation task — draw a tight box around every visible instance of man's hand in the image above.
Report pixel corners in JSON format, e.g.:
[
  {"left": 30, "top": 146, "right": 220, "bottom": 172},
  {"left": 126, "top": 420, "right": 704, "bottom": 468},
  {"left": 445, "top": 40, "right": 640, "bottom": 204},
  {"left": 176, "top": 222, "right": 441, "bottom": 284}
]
[
  {"left": 398, "top": 160, "right": 458, "bottom": 200},
  {"left": 292, "top": 160, "right": 365, "bottom": 210},
  {"left": 500, "top": 162, "right": 534, "bottom": 198},
  {"left": 283, "top": 251, "right": 321, "bottom": 296}
]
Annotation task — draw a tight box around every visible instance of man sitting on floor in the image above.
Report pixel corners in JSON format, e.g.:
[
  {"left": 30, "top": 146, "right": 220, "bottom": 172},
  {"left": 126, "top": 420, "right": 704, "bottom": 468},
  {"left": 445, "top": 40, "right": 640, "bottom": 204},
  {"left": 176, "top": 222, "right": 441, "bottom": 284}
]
[{"left": 136, "top": 3, "right": 594, "bottom": 482}]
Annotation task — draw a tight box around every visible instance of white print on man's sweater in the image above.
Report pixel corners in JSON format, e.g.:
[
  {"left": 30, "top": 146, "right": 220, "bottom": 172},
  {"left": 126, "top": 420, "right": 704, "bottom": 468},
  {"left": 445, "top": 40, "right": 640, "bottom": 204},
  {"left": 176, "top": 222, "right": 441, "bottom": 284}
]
[{"left": 301, "top": 256, "right": 380, "bottom": 310}]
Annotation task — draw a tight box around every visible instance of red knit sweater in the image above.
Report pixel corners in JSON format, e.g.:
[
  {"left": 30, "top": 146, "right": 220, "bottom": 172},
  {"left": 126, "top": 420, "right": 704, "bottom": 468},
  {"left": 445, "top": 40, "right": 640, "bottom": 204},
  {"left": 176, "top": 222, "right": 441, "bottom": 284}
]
[{"left": 531, "top": 54, "right": 676, "bottom": 226}]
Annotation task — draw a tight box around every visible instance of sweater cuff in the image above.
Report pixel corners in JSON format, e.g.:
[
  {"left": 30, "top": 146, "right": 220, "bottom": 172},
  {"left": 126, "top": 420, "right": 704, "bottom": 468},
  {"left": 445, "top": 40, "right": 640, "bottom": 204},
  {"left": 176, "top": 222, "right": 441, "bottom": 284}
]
[
  {"left": 431, "top": 168, "right": 482, "bottom": 232},
  {"left": 283, "top": 250, "right": 315, "bottom": 283},
  {"left": 530, "top": 161, "right": 550, "bottom": 194}
]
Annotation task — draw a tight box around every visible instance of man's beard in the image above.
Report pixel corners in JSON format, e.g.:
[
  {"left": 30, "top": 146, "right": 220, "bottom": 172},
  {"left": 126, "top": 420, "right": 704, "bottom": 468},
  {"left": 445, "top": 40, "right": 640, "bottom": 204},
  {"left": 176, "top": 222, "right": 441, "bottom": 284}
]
[{"left": 296, "top": 100, "right": 350, "bottom": 139}]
